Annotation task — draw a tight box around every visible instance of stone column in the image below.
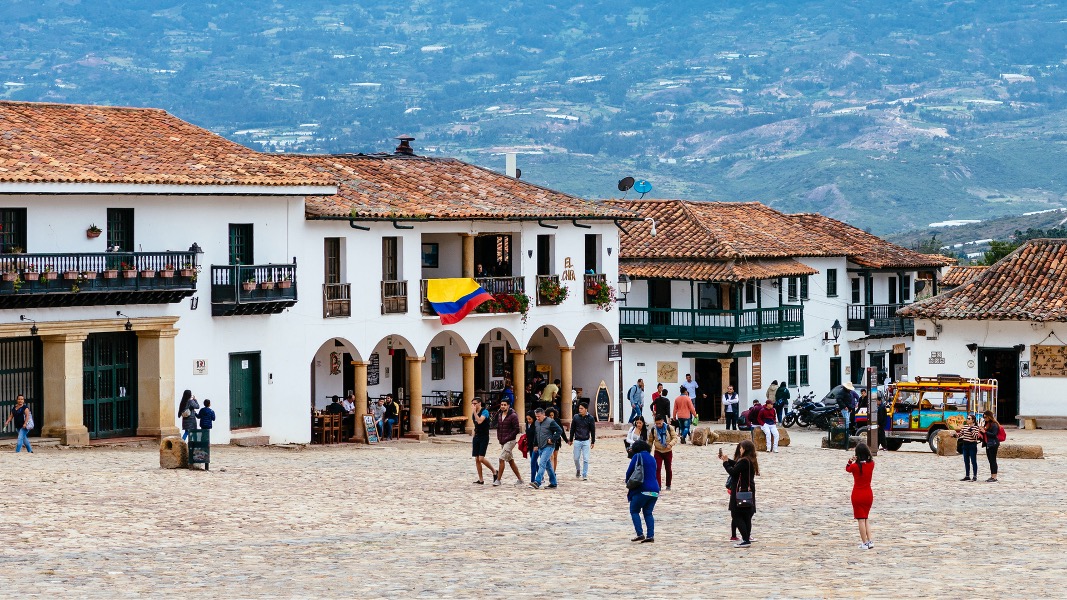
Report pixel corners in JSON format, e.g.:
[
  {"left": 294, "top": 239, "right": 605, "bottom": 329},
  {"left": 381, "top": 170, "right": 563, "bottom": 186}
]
[
  {"left": 350, "top": 361, "right": 370, "bottom": 442},
  {"left": 461, "top": 352, "right": 477, "bottom": 433},
  {"left": 511, "top": 349, "right": 527, "bottom": 417},
  {"left": 406, "top": 356, "right": 426, "bottom": 440},
  {"left": 718, "top": 358, "right": 734, "bottom": 423},
  {"left": 135, "top": 329, "right": 181, "bottom": 439},
  {"left": 461, "top": 234, "right": 475, "bottom": 278},
  {"left": 560, "top": 345, "right": 574, "bottom": 423},
  {"left": 40, "top": 333, "right": 90, "bottom": 446}
]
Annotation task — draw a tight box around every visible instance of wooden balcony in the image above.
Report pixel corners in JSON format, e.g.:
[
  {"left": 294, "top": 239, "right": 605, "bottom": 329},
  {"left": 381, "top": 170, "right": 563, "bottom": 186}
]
[
  {"left": 420, "top": 276, "right": 527, "bottom": 316},
  {"left": 381, "top": 280, "right": 408, "bottom": 314},
  {"left": 583, "top": 273, "right": 607, "bottom": 305},
  {"left": 323, "top": 283, "right": 350, "bottom": 318},
  {"left": 619, "top": 305, "right": 805, "bottom": 343},
  {"left": 0, "top": 251, "right": 197, "bottom": 309},
  {"left": 210, "top": 262, "right": 297, "bottom": 317},
  {"left": 536, "top": 275, "right": 566, "bottom": 306},
  {"left": 847, "top": 303, "right": 914, "bottom": 337}
]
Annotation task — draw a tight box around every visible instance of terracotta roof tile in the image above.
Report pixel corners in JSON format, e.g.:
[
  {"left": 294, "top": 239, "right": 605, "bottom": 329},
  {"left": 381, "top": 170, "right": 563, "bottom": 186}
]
[
  {"left": 607, "top": 199, "right": 953, "bottom": 269},
  {"left": 941, "top": 265, "right": 988, "bottom": 287},
  {"left": 0, "top": 101, "right": 331, "bottom": 187},
  {"left": 899, "top": 239, "right": 1067, "bottom": 322},
  {"left": 296, "top": 154, "right": 633, "bottom": 221},
  {"left": 621, "top": 258, "right": 817, "bottom": 281}
]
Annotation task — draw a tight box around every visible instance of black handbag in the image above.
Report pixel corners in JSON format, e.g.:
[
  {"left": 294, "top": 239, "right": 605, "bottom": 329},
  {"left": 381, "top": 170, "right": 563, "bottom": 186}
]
[
  {"left": 955, "top": 437, "right": 964, "bottom": 454},
  {"left": 735, "top": 462, "right": 754, "bottom": 508}
]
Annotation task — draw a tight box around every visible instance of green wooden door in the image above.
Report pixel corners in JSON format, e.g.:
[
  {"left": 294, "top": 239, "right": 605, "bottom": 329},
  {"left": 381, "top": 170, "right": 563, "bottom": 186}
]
[
  {"left": 229, "top": 352, "right": 261, "bottom": 429},
  {"left": 106, "top": 208, "right": 135, "bottom": 252},
  {"left": 0, "top": 337, "right": 42, "bottom": 438},
  {"left": 83, "top": 333, "right": 137, "bottom": 439},
  {"left": 228, "top": 224, "right": 254, "bottom": 265}
]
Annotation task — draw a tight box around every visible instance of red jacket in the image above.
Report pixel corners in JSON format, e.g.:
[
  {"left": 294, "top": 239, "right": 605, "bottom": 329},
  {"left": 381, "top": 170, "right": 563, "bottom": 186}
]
[
  {"left": 497, "top": 409, "right": 521, "bottom": 445},
  {"left": 756, "top": 406, "right": 777, "bottom": 425}
]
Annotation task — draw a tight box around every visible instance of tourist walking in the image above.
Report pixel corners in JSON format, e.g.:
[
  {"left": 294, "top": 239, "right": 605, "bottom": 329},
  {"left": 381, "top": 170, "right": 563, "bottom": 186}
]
[
  {"left": 647, "top": 415, "right": 678, "bottom": 491},
  {"left": 531, "top": 408, "right": 564, "bottom": 490},
  {"left": 471, "top": 398, "right": 498, "bottom": 484},
  {"left": 495, "top": 399, "right": 524, "bottom": 486},
  {"left": 982, "top": 410, "right": 1002, "bottom": 482},
  {"left": 178, "top": 390, "right": 200, "bottom": 441},
  {"left": 681, "top": 374, "right": 701, "bottom": 407},
  {"left": 757, "top": 399, "right": 780, "bottom": 452},
  {"left": 198, "top": 399, "right": 216, "bottom": 430},
  {"left": 627, "top": 379, "right": 645, "bottom": 423},
  {"left": 545, "top": 406, "right": 563, "bottom": 471},
  {"left": 626, "top": 416, "right": 649, "bottom": 456},
  {"left": 524, "top": 412, "right": 540, "bottom": 481},
  {"left": 567, "top": 402, "right": 596, "bottom": 480},
  {"left": 846, "top": 442, "right": 875, "bottom": 549},
  {"left": 652, "top": 384, "right": 670, "bottom": 421},
  {"left": 672, "top": 388, "right": 696, "bottom": 443},
  {"left": 774, "top": 380, "right": 791, "bottom": 422},
  {"left": 952, "top": 415, "right": 982, "bottom": 481},
  {"left": 4, "top": 394, "right": 33, "bottom": 453},
  {"left": 719, "top": 439, "right": 759, "bottom": 548},
  {"left": 625, "top": 439, "right": 659, "bottom": 544},
  {"left": 722, "top": 385, "right": 740, "bottom": 430},
  {"left": 765, "top": 380, "right": 778, "bottom": 403}
]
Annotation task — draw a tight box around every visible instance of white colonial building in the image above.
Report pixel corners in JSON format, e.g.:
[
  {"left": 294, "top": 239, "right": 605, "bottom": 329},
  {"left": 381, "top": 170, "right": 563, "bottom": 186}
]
[
  {"left": 0, "top": 101, "right": 630, "bottom": 445},
  {"left": 608, "top": 200, "right": 952, "bottom": 419}
]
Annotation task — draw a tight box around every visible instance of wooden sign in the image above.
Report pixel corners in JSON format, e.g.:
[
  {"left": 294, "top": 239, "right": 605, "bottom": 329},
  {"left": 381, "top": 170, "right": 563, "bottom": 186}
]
[
  {"left": 657, "top": 361, "right": 678, "bottom": 383},
  {"left": 751, "top": 344, "right": 762, "bottom": 390},
  {"left": 892, "top": 343, "right": 906, "bottom": 355},
  {"left": 363, "top": 415, "right": 379, "bottom": 444},
  {"left": 595, "top": 380, "right": 610, "bottom": 421},
  {"left": 1031, "top": 345, "right": 1067, "bottom": 377}
]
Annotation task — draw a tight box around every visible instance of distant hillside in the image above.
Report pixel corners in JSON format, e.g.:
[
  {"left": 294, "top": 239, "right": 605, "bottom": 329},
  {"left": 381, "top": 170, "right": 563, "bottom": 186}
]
[
  {"left": 887, "top": 209, "right": 1067, "bottom": 260},
  {"left": 3, "top": 0, "right": 1067, "bottom": 232}
]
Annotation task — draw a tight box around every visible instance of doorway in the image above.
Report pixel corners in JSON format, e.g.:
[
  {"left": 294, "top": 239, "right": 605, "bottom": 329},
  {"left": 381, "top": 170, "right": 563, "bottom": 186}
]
[
  {"left": 649, "top": 279, "right": 671, "bottom": 328},
  {"left": 694, "top": 358, "right": 738, "bottom": 421},
  {"left": 391, "top": 349, "right": 408, "bottom": 402},
  {"left": 83, "top": 332, "right": 137, "bottom": 439},
  {"left": 850, "top": 350, "right": 863, "bottom": 385},
  {"left": 829, "top": 357, "right": 842, "bottom": 389},
  {"left": 978, "top": 349, "right": 1019, "bottom": 424},
  {"left": 0, "top": 337, "right": 42, "bottom": 439},
  {"left": 229, "top": 352, "right": 262, "bottom": 429}
]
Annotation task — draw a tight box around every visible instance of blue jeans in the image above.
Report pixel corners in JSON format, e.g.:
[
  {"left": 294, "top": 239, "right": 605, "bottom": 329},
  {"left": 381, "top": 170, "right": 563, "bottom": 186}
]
[
  {"left": 529, "top": 447, "right": 540, "bottom": 481},
  {"left": 962, "top": 442, "right": 978, "bottom": 478},
  {"left": 382, "top": 418, "right": 396, "bottom": 440},
  {"left": 573, "top": 439, "right": 591, "bottom": 477},
  {"left": 629, "top": 494, "right": 657, "bottom": 538},
  {"left": 16, "top": 428, "right": 33, "bottom": 453},
  {"left": 628, "top": 405, "right": 641, "bottom": 424},
  {"left": 678, "top": 418, "right": 692, "bottom": 440},
  {"left": 534, "top": 446, "right": 557, "bottom": 486}
]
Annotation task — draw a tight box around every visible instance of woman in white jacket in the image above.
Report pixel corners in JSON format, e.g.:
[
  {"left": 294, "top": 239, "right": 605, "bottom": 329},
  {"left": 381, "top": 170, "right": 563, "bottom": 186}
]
[{"left": 625, "top": 416, "right": 649, "bottom": 457}]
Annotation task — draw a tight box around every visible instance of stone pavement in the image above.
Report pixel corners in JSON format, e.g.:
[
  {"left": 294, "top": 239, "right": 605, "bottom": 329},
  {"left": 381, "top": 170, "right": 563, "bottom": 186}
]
[{"left": 1, "top": 427, "right": 1065, "bottom": 599}]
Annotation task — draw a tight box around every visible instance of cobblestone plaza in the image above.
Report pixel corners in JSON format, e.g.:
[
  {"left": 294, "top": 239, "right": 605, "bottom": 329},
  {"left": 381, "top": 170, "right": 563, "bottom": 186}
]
[{"left": 2, "top": 428, "right": 1064, "bottom": 598}]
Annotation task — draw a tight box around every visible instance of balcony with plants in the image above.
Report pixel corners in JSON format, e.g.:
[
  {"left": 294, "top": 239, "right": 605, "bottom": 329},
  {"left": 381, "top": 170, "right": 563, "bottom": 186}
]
[
  {"left": 583, "top": 273, "right": 616, "bottom": 311},
  {"left": 419, "top": 276, "right": 530, "bottom": 321},
  {"left": 536, "top": 275, "right": 569, "bottom": 306},
  {"left": 210, "top": 260, "right": 297, "bottom": 316},
  {"left": 0, "top": 250, "right": 198, "bottom": 309}
]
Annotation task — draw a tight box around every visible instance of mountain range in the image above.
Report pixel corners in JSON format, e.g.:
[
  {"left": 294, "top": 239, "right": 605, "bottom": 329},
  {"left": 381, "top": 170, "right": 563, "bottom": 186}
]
[{"left": 3, "top": 0, "right": 1067, "bottom": 233}]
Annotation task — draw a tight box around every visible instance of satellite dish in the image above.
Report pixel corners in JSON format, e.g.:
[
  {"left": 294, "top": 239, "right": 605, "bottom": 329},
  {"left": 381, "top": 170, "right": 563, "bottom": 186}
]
[
  {"left": 618, "top": 177, "right": 635, "bottom": 192},
  {"left": 634, "top": 180, "right": 652, "bottom": 194},
  {"left": 515, "top": 168, "right": 522, "bottom": 179}
]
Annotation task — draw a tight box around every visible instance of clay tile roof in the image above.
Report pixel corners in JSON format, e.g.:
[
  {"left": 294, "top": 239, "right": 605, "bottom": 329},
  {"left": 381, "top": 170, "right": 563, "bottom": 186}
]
[
  {"left": 941, "top": 265, "right": 989, "bottom": 288},
  {"left": 899, "top": 239, "right": 1067, "bottom": 322},
  {"left": 294, "top": 154, "right": 634, "bottom": 221},
  {"left": 0, "top": 101, "right": 331, "bottom": 187},
  {"left": 621, "top": 258, "right": 817, "bottom": 282},
  {"left": 606, "top": 199, "right": 953, "bottom": 269}
]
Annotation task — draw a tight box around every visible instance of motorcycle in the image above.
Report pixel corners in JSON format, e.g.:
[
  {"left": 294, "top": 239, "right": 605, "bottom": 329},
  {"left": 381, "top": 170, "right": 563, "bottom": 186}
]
[
  {"left": 810, "top": 404, "right": 844, "bottom": 431},
  {"left": 783, "top": 391, "right": 818, "bottom": 428}
]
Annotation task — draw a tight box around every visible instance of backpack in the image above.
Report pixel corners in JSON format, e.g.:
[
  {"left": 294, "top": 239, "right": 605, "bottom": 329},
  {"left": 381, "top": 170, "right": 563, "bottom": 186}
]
[
  {"left": 995, "top": 424, "right": 1006, "bottom": 443},
  {"left": 626, "top": 456, "right": 646, "bottom": 490}
]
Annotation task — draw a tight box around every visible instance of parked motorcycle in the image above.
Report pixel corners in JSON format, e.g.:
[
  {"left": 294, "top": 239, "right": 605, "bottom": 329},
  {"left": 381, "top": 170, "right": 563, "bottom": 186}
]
[{"left": 782, "top": 391, "right": 817, "bottom": 428}]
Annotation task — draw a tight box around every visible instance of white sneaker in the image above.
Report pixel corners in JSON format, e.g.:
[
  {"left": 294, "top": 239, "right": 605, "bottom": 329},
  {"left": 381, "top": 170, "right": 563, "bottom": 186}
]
[
  {"left": 513, "top": 480, "right": 526, "bottom": 486},
  {"left": 865, "top": 541, "right": 874, "bottom": 549},
  {"left": 859, "top": 542, "right": 870, "bottom": 550},
  {"left": 492, "top": 479, "right": 501, "bottom": 486}
]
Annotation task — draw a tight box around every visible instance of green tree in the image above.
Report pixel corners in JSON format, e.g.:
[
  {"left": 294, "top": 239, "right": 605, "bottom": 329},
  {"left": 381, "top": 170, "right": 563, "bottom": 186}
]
[{"left": 980, "top": 240, "right": 1020, "bottom": 265}]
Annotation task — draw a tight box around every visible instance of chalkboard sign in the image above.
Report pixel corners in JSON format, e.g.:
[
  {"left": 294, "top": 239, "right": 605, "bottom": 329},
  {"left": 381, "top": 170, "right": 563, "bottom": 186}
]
[
  {"left": 363, "top": 414, "right": 379, "bottom": 444},
  {"left": 595, "top": 380, "right": 610, "bottom": 422},
  {"left": 368, "top": 353, "right": 380, "bottom": 386}
]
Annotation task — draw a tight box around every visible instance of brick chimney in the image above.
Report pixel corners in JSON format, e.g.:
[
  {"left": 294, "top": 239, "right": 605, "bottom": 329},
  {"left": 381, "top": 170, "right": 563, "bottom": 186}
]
[{"left": 394, "top": 135, "right": 415, "bottom": 156}]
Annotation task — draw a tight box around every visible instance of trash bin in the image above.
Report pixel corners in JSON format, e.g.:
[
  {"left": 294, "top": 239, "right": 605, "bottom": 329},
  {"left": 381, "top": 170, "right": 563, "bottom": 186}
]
[
  {"left": 187, "top": 429, "right": 210, "bottom": 470},
  {"left": 828, "top": 418, "right": 849, "bottom": 449}
]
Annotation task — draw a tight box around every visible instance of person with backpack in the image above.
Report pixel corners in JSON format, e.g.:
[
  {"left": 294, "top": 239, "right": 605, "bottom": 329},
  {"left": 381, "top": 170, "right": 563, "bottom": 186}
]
[
  {"left": 774, "top": 380, "right": 791, "bottom": 423},
  {"left": 647, "top": 414, "right": 678, "bottom": 491},
  {"left": 719, "top": 439, "right": 759, "bottom": 548},
  {"left": 625, "top": 439, "right": 659, "bottom": 543},
  {"left": 4, "top": 394, "right": 33, "bottom": 453},
  {"left": 982, "top": 410, "right": 1004, "bottom": 482},
  {"left": 846, "top": 442, "right": 875, "bottom": 549},
  {"left": 177, "top": 389, "right": 200, "bottom": 441}
]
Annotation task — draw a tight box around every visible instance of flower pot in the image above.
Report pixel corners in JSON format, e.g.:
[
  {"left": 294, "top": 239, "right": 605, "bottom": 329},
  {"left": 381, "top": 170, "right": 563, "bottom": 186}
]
[
  {"left": 260, "top": 281, "right": 275, "bottom": 290},
  {"left": 22, "top": 272, "right": 39, "bottom": 282},
  {"left": 277, "top": 280, "right": 292, "bottom": 289},
  {"left": 86, "top": 229, "right": 102, "bottom": 239},
  {"left": 242, "top": 282, "right": 257, "bottom": 292},
  {"left": 159, "top": 270, "right": 175, "bottom": 278},
  {"left": 179, "top": 269, "right": 195, "bottom": 278},
  {"left": 2, "top": 272, "right": 17, "bottom": 282},
  {"left": 41, "top": 272, "right": 58, "bottom": 281},
  {"left": 63, "top": 271, "right": 80, "bottom": 280},
  {"left": 102, "top": 270, "right": 119, "bottom": 279},
  {"left": 81, "top": 271, "right": 98, "bottom": 280},
  {"left": 121, "top": 269, "right": 138, "bottom": 279},
  {"left": 140, "top": 270, "right": 156, "bottom": 279}
]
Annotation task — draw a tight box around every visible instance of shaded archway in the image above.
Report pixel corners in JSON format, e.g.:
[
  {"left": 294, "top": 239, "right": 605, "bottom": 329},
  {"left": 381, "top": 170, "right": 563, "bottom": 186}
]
[
  {"left": 573, "top": 322, "right": 619, "bottom": 421},
  {"left": 309, "top": 336, "right": 363, "bottom": 442},
  {"left": 524, "top": 324, "right": 570, "bottom": 420}
]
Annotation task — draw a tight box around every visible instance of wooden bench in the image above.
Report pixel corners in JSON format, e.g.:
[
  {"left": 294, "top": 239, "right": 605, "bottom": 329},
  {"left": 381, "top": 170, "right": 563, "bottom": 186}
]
[
  {"left": 1016, "top": 415, "right": 1067, "bottom": 430},
  {"left": 442, "top": 415, "right": 468, "bottom": 435}
]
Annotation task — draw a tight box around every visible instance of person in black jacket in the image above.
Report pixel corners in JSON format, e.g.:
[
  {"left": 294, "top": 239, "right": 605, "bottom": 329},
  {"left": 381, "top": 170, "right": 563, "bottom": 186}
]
[
  {"left": 719, "top": 439, "right": 759, "bottom": 548},
  {"left": 567, "top": 402, "right": 596, "bottom": 480}
]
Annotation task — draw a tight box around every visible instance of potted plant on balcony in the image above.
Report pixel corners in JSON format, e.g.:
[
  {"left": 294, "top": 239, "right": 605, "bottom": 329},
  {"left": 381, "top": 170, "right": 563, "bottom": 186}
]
[
  {"left": 259, "top": 278, "right": 275, "bottom": 290},
  {"left": 101, "top": 266, "right": 119, "bottom": 279},
  {"left": 63, "top": 268, "right": 80, "bottom": 280},
  {"left": 160, "top": 263, "right": 176, "bottom": 278},
  {"left": 140, "top": 266, "right": 156, "bottom": 278},
  {"left": 277, "top": 273, "right": 292, "bottom": 289},
  {"left": 538, "top": 278, "right": 569, "bottom": 305},
  {"left": 120, "top": 262, "right": 137, "bottom": 278},
  {"left": 242, "top": 276, "right": 257, "bottom": 292},
  {"left": 86, "top": 224, "right": 102, "bottom": 239},
  {"left": 80, "top": 269, "right": 98, "bottom": 280},
  {"left": 475, "top": 291, "right": 531, "bottom": 323},
  {"left": 22, "top": 264, "right": 39, "bottom": 282},
  {"left": 41, "top": 265, "right": 58, "bottom": 281},
  {"left": 179, "top": 262, "right": 195, "bottom": 278},
  {"left": 2, "top": 263, "right": 17, "bottom": 282},
  {"left": 585, "top": 280, "right": 617, "bottom": 312}
]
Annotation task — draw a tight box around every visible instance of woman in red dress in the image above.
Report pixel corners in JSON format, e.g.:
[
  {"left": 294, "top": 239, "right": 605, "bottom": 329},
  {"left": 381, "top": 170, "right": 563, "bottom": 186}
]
[{"left": 846, "top": 442, "right": 875, "bottom": 549}]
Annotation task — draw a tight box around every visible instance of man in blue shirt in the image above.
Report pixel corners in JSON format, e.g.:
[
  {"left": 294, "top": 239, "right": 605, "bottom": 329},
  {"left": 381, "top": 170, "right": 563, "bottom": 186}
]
[{"left": 627, "top": 379, "right": 645, "bottom": 423}]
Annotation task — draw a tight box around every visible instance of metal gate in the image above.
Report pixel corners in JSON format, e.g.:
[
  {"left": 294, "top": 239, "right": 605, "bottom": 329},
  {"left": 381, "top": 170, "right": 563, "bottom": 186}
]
[
  {"left": 0, "top": 337, "right": 42, "bottom": 438},
  {"left": 83, "top": 332, "right": 137, "bottom": 439}
]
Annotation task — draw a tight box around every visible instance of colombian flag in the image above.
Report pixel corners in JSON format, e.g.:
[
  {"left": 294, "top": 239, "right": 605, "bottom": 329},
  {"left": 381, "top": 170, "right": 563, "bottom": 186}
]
[{"left": 426, "top": 278, "right": 493, "bottom": 325}]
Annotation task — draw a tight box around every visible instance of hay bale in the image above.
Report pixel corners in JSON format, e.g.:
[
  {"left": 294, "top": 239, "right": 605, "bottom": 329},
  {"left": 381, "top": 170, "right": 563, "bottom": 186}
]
[
  {"left": 750, "top": 426, "right": 790, "bottom": 451},
  {"left": 936, "top": 430, "right": 960, "bottom": 457},
  {"left": 691, "top": 427, "right": 716, "bottom": 446},
  {"left": 997, "top": 444, "right": 1044, "bottom": 459},
  {"left": 159, "top": 437, "right": 188, "bottom": 469},
  {"left": 714, "top": 429, "right": 749, "bottom": 444}
]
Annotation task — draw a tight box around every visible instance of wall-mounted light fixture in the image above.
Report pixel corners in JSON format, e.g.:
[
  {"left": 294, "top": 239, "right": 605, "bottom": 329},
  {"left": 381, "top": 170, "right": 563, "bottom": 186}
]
[
  {"left": 965, "top": 343, "right": 978, "bottom": 354},
  {"left": 190, "top": 297, "right": 199, "bottom": 310},
  {"left": 644, "top": 217, "right": 657, "bottom": 237},
  {"left": 617, "top": 274, "right": 631, "bottom": 304},
  {"left": 832, "top": 319, "right": 842, "bottom": 342},
  {"left": 116, "top": 311, "right": 133, "bottom": 331},
  {"left": 606, "top": 247, "right": 613, "bottom": 256},
  {"left": 188, "top": 242, "right": 204, "bottom": 254},
  {"left": 1013, "top": 344, "right": 1026, "bottom": 353},
  {"left": 19, "top": 315, "right": 37, "bottom": 336},
  {"left": 527, "top": 249, "right": 533, "bottom": 258}
]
